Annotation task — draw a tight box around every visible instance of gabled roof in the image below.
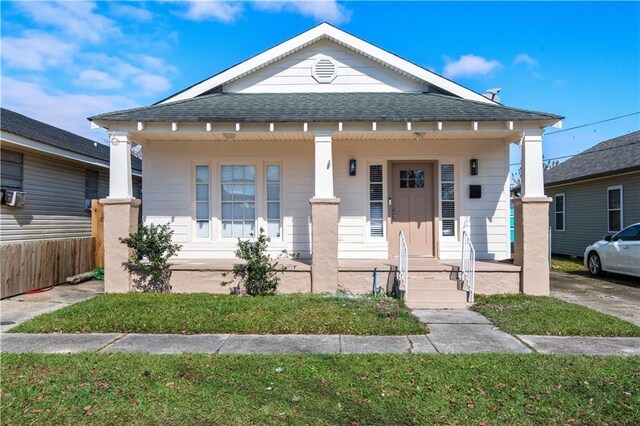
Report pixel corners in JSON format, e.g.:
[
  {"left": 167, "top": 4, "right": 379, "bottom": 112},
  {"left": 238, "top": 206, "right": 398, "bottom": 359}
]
[
  {"left": 1, "top": 108, "right": 142, "bottom": 173},
  {"left": 157, "top": 22, "right": 496, "bottom": 105},
  {"left": 545, "top": 130, "right": 640, "bottom": 186},
  {"left": 90, "top": 92, "right": 562, "bottom": 124}
]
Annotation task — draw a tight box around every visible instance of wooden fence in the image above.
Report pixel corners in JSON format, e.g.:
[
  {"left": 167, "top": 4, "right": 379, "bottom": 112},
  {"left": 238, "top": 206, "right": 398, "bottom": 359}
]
[
  {"left": 0, "top": 237, "right": 95, "bottom": 299},
  {"left": 92, "top": 199, "right": 104, "bottom": 268}
]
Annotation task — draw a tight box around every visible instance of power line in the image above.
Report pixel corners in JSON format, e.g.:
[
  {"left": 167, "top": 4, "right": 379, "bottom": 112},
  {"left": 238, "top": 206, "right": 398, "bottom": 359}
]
[
  {"left": 545, "top": 112, "right": 640, "bottom": 135},
  {"left": 509, "top": 139, "right": 640, "bottom": 167}
]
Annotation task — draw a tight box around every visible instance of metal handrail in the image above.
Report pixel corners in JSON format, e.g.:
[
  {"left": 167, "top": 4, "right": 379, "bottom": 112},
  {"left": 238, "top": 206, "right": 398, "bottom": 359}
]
[
  {"left": 398, "top": 231, "right": 409, "bottom": 300},
  {"left": 461, "top": 230, "right": 476, "bottom": 303}
]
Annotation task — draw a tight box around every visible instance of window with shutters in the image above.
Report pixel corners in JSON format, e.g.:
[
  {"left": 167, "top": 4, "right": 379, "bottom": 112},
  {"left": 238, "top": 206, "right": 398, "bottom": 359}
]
[
  {"left": 369, "top": 164, "right": 384, "bottom": 238},
  {"left": 440, "top": 164, "right": 456, "bottom": 237}
]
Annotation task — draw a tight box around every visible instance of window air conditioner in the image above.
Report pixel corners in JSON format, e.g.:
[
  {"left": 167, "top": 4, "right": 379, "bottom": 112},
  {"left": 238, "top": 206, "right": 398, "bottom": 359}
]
[{"left": 4, "top": 191, "right": 26, "bottom": 207}]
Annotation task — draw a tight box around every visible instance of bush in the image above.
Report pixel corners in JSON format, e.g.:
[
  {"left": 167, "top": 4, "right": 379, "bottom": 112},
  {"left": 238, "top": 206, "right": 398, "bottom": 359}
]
[
  {"left": 120, "top": 223, "right": 182, "bottom": 293},
  {"left": 222, "top": 228, "right": 291, "bottom": 296}
]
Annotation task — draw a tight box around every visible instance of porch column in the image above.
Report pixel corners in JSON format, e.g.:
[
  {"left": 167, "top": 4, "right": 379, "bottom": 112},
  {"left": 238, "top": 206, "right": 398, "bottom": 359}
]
[
  {"left": 310, "top": 133, "right": 340, "bottom": 293},
  {"left": 514, "top": 129, "right": 552, "bottom": 295},
  {"left": 100, "top": 132, "right": 140, "bottom": 293}
]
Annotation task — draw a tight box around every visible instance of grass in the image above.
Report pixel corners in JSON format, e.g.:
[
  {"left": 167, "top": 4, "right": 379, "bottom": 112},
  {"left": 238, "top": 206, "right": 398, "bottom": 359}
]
[
  {"left": 10, "top": 293, "right": 425, "bottom": 335},
  {"left": 551, "top": 255, "right": 587, "bottom": 273},
  {"left": 2, "top": 353, "right": 638, "bottom": 425},
  {"left": 473, "top": 294, "right": 640, "bottom": 337}
]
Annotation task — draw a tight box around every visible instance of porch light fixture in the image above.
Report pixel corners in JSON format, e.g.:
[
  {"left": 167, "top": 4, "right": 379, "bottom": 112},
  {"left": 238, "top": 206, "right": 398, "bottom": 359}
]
[
  {"left": 222, "top": 132, "right": 236, "bottom": 141},
  {"left": 349, "top": 159, "right": 357, "bottom": 176},
  {"left": 414, "top": 132, "right": 426, "bottom": 140},
  {"left": 470, "top": 159, "right": 479, "bottom": 175}
]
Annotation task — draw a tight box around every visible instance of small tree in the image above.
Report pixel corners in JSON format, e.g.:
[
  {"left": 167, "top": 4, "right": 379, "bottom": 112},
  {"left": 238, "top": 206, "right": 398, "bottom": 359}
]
[
  {"left": 222, "top": 228, "right": 291, "bottom": 296},
  {"left": 120, "top": 223, "right": 182, "bottom": 293}
]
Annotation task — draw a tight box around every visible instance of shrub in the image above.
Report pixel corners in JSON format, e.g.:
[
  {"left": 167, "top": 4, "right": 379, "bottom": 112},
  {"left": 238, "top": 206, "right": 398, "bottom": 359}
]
[
  {"left": 120, "top": 223, "right": 182, "bottom": 293},
  {"left": 222, "top": 228, "right": 291, "bottom": 296}
]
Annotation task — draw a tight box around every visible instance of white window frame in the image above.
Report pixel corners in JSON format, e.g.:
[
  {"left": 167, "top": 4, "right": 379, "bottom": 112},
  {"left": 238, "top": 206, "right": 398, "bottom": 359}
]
[
  {"left": 193, "top": 163, "right": 212, "bottom": 241},
  {"left": 439, "top": 163, "right": 457, "bottom": 239},
  {"left": 607, "top": 185, "right": 623, "bottom": 233},
  {"left": 264, "top": 162, "right": 283, "bottom": 240},
  {"left": 554, "top": 193, "right": 565, "bottom": 232},
  {"left": 219, "top": 163, "right": 257, "bottom": 240},
  {"left": 367, "top": 162, "right": 386, "bottom": 239},
  {"left": 1, "top": 149, "right": 24, "bottom": 191}
]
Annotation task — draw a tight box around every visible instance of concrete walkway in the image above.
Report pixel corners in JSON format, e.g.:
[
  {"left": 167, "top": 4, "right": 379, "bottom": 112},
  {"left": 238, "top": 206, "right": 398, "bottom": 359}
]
[
  {"left": 1, "top": 281, "right": 103, "bottom": 333},
  {"left": 2, "top": 309, "right": 638, "bottom": 356}
]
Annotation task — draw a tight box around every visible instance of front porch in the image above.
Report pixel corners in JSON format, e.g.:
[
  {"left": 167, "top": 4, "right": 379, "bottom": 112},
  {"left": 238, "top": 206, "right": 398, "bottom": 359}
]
[{"left": 169, "top": 257, "right": 521, "bottom": 308}]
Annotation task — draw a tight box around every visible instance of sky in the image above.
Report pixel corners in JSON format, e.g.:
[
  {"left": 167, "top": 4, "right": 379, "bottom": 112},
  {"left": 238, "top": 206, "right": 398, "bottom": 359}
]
[{"left": 2, "top": 1, "right": 639, "bottom": 172}]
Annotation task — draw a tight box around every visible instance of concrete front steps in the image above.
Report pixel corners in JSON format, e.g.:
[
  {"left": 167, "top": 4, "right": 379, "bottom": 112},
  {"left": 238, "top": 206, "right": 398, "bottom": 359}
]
[{"left": 405, "top": 278, "right": 471, "bottom": 309}]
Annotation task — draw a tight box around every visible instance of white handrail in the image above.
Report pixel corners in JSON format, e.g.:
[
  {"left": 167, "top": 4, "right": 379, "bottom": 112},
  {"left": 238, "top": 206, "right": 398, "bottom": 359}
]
[
  {"left": 398, "top": 231, "right": 409, "bottom": 300},
  {"left": 461, "top": 230, "right": 476, "bottom": 303}
]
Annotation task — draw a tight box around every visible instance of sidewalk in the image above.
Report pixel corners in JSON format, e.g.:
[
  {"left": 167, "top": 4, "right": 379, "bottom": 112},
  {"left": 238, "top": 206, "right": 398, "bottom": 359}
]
[{"left": 2, "top": 310, "right": 639, "bottom": 356}]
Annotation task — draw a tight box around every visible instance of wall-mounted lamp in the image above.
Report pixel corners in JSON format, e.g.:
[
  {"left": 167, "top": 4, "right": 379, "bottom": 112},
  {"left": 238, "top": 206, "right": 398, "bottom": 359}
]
[
  {"left": 349, "top": 159, "right": 357, "bottom": 176},
  {"left": 470, "top": 159, "right": 479, "bottom": 176}
]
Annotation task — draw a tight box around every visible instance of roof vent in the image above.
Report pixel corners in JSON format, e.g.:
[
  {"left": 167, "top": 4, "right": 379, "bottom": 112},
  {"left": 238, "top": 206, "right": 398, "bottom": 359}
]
[{"left": 312, "top": 56, "right": 338, "bottom": 84}]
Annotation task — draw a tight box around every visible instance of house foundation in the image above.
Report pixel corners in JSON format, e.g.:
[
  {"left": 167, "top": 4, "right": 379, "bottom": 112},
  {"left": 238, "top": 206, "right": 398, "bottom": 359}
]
[
  {"left": 100, "top": 198, "right": 140, "bottom": 293},
  {"left": 513, "top": 196, "right": 552, "bottom": 295},
  {"left": 309, "top": 198, "right": 340, "bottom": 293}
]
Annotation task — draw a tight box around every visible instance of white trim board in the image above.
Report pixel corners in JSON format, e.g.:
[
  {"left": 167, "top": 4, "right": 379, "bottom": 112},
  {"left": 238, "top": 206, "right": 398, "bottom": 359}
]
[{"left": 160, "top": 23, "right": 496, "bottom": 105}]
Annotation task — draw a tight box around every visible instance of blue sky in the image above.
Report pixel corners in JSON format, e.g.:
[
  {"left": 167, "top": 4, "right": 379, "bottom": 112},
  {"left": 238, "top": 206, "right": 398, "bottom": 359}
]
[{"left": 2, "top": 1, "right": 639, "bottom": 171}]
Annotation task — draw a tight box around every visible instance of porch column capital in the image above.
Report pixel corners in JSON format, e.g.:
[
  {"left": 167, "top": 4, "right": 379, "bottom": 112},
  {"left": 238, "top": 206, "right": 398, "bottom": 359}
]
[
  {"left": 108, "top": 132, "right": 133, "bottom": 199},
  {"left": 313, "top": 132, "right": 334, "bottom": 198},
  {"left": 520, "top": 128, "right": 545, "bottom": 198}
]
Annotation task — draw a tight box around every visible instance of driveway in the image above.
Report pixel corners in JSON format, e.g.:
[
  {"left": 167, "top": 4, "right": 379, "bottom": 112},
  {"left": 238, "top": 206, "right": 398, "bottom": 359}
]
[
  {"left": 1, "top": 280, "right": 103, "bottom": 332},
  {"left": 551, "top": 271, "right": 640, "bottom": 326}
]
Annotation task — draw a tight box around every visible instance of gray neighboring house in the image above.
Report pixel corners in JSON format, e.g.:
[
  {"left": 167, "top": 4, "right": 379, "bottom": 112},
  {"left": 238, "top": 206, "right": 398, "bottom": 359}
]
[
  {"left": 545, "top": 130, "right": 640, "bottom": 257},
  {"left": 0, "top": 108, "right": 142, "bottom": 243}
]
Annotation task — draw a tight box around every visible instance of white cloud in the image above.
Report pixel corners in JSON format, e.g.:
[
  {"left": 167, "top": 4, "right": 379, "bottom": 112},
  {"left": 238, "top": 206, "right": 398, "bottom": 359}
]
[
  {"left": 514, "top": 53, "right": 539, "bottom": 67},
  {"left": 15, "top": 1, "right": 120, "bottom": 43},
  {"left": 134, "top": 54, "right": 179, "bottom": 75},
  {"left": 133, "top": 74, "right": 172, "bottom": 94},
  {"left": 1, "top": 76, "right": 138, "bottom": 140},
  {"left": 443, "top": 54, "right": 501, "bottom": 79},
  {"left": 76, "top": 70, "right": 123, "bottom": 90},
  {"left": 181, "top": 0, "right": 244, "bottom": 22},
  {"left": 1, "top": 31, "right": 75, "bottom": 70},
  {"left": 109, "top": 3, "right": 154, "bottom": 22},
  {"left": 252, "top": 1, "right": 351, "bottom": 24}
]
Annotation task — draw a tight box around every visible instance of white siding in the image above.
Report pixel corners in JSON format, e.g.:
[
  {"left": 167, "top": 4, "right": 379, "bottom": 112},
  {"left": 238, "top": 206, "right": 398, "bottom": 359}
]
[
  {"left": 224, "top": 39, "right": 429, "bottom": 94},
  {"left": 0, "top": 149, "right": 108, "bottom": 242},
  {"left": 144, "top": 138, "right": 510, "bottom": 260}
]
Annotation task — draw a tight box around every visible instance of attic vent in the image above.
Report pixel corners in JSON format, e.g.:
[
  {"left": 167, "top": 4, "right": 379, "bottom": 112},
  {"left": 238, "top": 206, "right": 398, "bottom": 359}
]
[{"left": 312, "top": 56, "right": 337, "bottom": 83}]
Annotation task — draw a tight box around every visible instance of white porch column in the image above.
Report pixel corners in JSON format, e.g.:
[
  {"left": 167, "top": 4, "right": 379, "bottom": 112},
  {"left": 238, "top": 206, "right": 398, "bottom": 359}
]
[
  {"left": 514, "top": 128, "right": 552, "bottom": 295},
  {"left": 313, "top": 134, "right": 334, "bottom": 198},
  {"left": 108, "top": 133, "right": 133, "bottom": 199},
  {"left": 101, "top": 132, "right": 139, "bottom": 293},
  {"left": 310, "top": 132, "right": 340, "bottom": 293}
]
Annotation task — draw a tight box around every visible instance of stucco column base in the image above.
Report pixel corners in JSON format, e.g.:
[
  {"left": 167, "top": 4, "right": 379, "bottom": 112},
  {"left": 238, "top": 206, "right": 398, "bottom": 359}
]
[
  {"left": 99, "top": 198, "right": 141, "bottom": 293},
  {"left": 513, "top": 196, "right": 552, "bottom": 296},
  {"left": 310, "top": 198, "right": 340, "bottom": 293}
]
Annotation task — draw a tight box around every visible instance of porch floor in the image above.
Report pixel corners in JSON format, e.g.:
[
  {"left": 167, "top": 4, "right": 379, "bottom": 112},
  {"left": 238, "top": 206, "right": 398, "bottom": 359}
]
[{"left": 170, "top": 258, "right": 521, "bottom": 273}]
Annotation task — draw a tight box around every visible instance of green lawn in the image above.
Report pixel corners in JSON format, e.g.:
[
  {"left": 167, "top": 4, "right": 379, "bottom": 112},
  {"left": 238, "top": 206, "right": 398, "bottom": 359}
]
[
  {"left": 10, "top": 293, "right": 425, "bottom": 335},
  {"left": 2, "top": 353, "right": 638, "bottom": 425},
  {"left": 473, "top": 294, "right": 640, "bottom": 337},
  {"left": 551, "top": 255, "right": 587, "bottom": 273}
]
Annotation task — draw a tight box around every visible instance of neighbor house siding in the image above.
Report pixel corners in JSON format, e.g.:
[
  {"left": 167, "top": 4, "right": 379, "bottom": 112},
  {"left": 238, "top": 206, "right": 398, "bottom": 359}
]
[
  {"left": 0, "top": 149, "right": 108, "bottom": 242},
  {"left": 547, "top": 171, "right": 640, "bottom": 257},
  {"left": 143, "top": 138, "right": 510, "bottom": 261},
  {"left": 224, "top": 39, "right": 429, "bottom": 94}
]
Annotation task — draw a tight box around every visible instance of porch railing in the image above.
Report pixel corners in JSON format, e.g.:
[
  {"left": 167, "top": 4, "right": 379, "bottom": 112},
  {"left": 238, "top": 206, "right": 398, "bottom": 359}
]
[
  {"left": 461, "top": 229, "right": 476, "bottom": 303},
  {"left": 398, "top": 231, "right": 409, "bottom": 300}
]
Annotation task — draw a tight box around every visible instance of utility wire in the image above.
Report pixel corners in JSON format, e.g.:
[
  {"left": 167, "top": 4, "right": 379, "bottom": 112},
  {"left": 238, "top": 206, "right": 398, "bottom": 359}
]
[
  {"left": 510, "top": 139, "right": 640, "bottom": 167},
  {"left": 545, "top": 112, "right": 640, "bottom": 135}
]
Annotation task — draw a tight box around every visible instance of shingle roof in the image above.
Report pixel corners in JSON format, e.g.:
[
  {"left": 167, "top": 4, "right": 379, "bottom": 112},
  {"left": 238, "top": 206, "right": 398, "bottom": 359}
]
[
  {"left": 90, "top": 92, "right": 562, "bottom": 123},
  {"left": 1, "top": 108, "right": 141, "bottom": 173},
  {"left": 544, "top": 130, "right": 640, "bottom": 186}
]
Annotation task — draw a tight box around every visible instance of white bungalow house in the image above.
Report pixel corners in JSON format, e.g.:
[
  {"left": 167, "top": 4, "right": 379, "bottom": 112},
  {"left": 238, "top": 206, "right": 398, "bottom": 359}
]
[{"left": 91, "top": 23, "right": 562, "bottom": 307}]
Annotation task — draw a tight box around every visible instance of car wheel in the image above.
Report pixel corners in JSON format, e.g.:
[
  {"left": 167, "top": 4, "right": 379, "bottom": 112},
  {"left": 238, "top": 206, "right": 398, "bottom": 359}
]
[{"left": 588, "top": 252, "right": 603, "bottom": 276}]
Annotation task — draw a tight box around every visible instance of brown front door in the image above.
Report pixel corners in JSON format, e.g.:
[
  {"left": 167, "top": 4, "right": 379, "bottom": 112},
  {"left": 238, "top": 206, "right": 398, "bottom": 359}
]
[{"left": 389, "top": 162, "right": 434, "bottom": 257}]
